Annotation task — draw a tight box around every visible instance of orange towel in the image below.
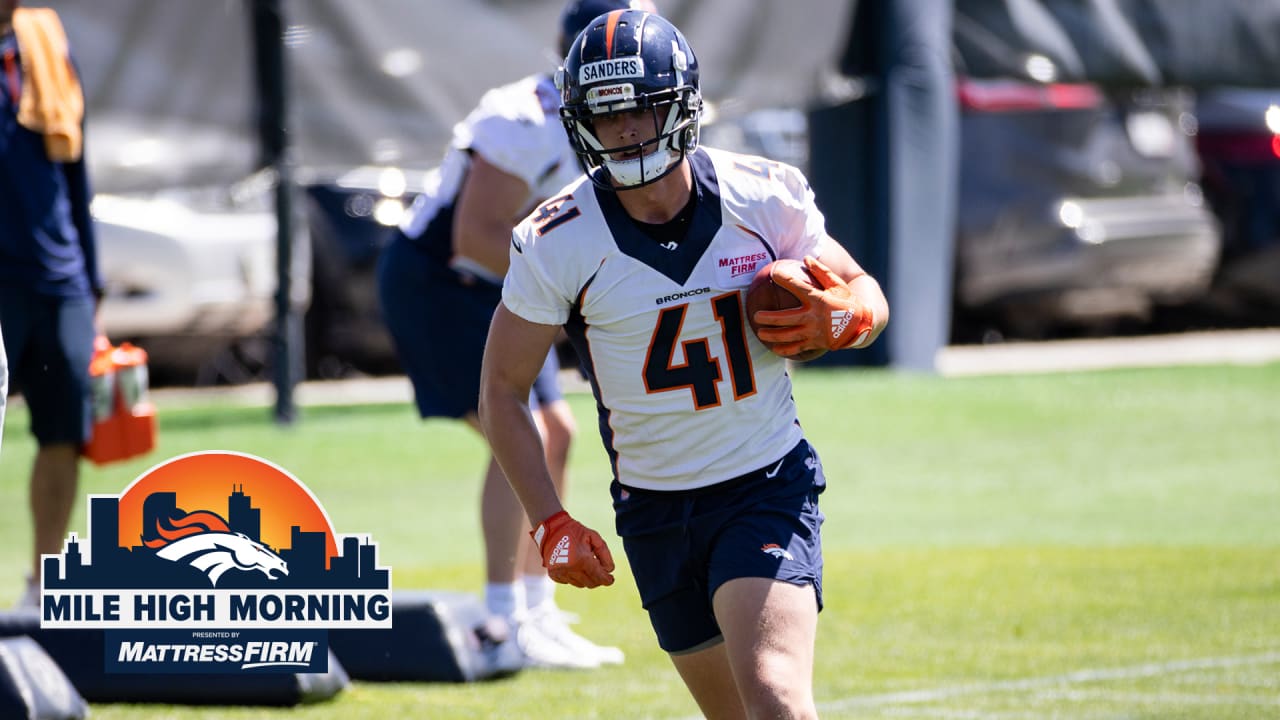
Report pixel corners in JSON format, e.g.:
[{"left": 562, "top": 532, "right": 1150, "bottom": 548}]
[{"left": 11, "top": 7, "right": 84, "bottom": 162}]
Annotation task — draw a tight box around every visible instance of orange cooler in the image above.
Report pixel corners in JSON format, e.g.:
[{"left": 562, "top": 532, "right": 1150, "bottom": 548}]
[{"left": 82, "top": 336, "right": 157, "bottom": 465}]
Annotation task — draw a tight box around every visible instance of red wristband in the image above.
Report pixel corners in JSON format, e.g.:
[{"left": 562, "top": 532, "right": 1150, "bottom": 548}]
[{"left": 530, "top": 510, "right": 570, "bottom": 552}]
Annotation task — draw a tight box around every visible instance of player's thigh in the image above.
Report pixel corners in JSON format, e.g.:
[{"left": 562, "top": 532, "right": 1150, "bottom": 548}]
[
  {"left": 668, "top": 641, "right": 748, "bottom": 720},
  {"left": 712, "top": 577, "right": 818, "bottom": 707}
]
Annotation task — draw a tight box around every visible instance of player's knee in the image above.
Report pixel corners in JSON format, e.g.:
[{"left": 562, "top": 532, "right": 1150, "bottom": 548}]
[
  {"left": 544, "top": 428, "right": 571, "bottom": 460},
  {"left": 546, "top": 402, "right": 578, "bottom": 436},
  {"left": 540, "top": 405, "right": 576, "bottom": 455},
  {"left": 737, "top": 654, "right": 817, "bottom": 720},
  {"left": 739, "top": 688, "right": 817, "bottom": 720}
]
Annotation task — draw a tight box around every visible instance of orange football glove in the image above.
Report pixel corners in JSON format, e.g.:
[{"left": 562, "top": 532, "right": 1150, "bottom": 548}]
[
  {"left": 530, "top": 511, "right": 616, "bottom": 588},
  {"left": 753, "top": 256, "right": 875, "bottom": 356}
]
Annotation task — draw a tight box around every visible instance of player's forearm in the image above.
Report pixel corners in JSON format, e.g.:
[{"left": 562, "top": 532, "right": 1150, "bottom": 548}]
[
  {"left": 451, "top": 220, "right": 513, "bottom": 280},
  {"left": 848, "top": 273, "right": 889, "bottom": 346},
  {"left": 479, "top": 386, "right": 564, "bottom": 526}
]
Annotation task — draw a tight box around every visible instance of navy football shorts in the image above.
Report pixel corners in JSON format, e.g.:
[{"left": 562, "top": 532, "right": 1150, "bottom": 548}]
[
  {"left": 0, "top": 286, "right": 95, "bottom": 446},
  {"left": 611, "top": 438, "right": 826, "bottom": 654},
  {"left": 377, "top": 233, "right": 561, "bottom": 418},
  {"left": 529, "top": 350, "right": 563, "bottom": 407}
]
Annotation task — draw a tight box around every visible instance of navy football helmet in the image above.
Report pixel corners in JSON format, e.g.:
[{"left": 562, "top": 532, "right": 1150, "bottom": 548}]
[
  {"left": 558, "top": 0, "right": 651, "bottom": 58},
  {"left": 558, "top": 10, "right": 702, "bottom": 189}
]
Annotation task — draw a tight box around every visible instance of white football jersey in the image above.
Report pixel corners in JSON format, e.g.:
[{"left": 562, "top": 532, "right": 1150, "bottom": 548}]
[
  {"left": 504, "top": 147, "right": 829, "bottom": 491},
  {"left": 401, "top": 74, "right": 582, "bottom": 244}
]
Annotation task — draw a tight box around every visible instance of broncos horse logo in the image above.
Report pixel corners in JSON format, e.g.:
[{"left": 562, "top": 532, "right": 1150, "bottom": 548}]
[{"left": 143, "top": 509, "right": 289, "bottom": 586}]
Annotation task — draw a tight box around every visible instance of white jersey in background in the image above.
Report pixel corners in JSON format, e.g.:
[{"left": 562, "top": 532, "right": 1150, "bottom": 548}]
[
  {"left": 504, "top": 146, "right": 829, "bottom": 491},
  {"left": 399, "top": 73, "right": 582, "bottom": 275}
]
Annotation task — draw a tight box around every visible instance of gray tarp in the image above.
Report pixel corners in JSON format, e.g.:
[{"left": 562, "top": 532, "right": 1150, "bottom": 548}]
[
  {"left": 45, "top": 0, "right": 851, "bottom": 190},
  {"left": 42, "top": 0, "right": 1280, "bottom": 191}
]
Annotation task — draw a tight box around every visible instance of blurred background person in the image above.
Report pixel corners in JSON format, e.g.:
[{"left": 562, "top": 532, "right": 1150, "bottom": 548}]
[
  {"left": 376, "top": 0, "right": 652, "bottom": 669},
  {"left": 0, "top": 0, "right": 102, "bottom": 608}
]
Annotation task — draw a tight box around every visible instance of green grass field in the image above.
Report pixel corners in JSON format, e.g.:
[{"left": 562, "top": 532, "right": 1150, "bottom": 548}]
[{"left": 1, "top": 363, "right": 1277, "bottom": 718}]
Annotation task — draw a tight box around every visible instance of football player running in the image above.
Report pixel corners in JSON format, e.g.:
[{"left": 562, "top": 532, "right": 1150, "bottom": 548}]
[
  {"left": 377, "top": 0, "right": 653, "bottom": 670},
  {"left": 480, "top": 9, "right": 888, "bottom": 718}
]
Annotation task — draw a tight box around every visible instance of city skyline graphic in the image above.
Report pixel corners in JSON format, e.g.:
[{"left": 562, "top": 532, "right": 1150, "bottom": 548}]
[
  {"left": 44, "top": 452, "right": 389, "bottom": 591},
  {"left": 114, "top": 452, "right": 336, "bottom": 556}
]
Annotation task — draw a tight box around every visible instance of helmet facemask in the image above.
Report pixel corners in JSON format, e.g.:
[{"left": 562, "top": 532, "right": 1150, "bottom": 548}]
[{"left": 561, "top": 85, "right": 701, "bottom": 189}]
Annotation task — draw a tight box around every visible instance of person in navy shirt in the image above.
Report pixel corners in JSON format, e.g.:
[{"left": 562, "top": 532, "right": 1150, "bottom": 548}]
[{"left": 0, "top": 0, "right": 103, "bottom": 608}]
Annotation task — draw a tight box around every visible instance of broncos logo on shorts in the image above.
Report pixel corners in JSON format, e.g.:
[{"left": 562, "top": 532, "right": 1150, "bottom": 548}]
[{"left": 142, "top": 509, "right": 289, "bottom": 587}]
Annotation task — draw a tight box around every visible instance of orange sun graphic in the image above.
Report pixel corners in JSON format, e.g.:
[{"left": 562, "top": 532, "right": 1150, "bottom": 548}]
[{"left": 116, "top": 452, "right": 338, "bottom": 562}]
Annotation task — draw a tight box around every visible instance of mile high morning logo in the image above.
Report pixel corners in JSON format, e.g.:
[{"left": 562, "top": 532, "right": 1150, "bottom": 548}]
[{"left": 39, "top": 451, "right": 392, "bottom": 674}]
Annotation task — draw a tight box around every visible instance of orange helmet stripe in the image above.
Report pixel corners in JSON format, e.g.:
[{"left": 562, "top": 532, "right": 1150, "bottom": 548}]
[{"left": 603, "top": 9, "right": 624, "bottom": 58}]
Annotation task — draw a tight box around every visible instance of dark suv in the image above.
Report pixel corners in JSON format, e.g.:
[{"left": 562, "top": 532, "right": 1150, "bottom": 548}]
[
  {"left": 1192, "top": 87, "right": 1280, "bottom": 320},
  {"left": 951, "top": 77, "right": 1220, "bottom": 340}
]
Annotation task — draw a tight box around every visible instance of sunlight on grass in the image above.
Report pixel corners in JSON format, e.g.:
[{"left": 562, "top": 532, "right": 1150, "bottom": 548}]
[{"left": 0, "top": 363, "right": 1276, "bottom": 718}]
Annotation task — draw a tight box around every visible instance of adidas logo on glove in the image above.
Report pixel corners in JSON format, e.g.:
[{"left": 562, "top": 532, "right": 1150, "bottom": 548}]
[
  {"left": 550, "top": 536, "right": 572, "bottom": 565},
  {"left": 831, "top": 309, "right": 871, "bottom": 348},
  {"left": 830, "top": 310, "right": 853, "bottom": 339}
]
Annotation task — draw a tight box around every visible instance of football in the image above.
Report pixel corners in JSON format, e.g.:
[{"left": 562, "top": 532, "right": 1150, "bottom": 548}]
[{"left": 744, "top": 259, "right": 827, "bottom": 362}]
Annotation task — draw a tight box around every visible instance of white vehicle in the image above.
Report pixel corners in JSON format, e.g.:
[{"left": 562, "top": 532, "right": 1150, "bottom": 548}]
[{"left": 94, "top": 190, "right": 276, "bottom": 357}]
